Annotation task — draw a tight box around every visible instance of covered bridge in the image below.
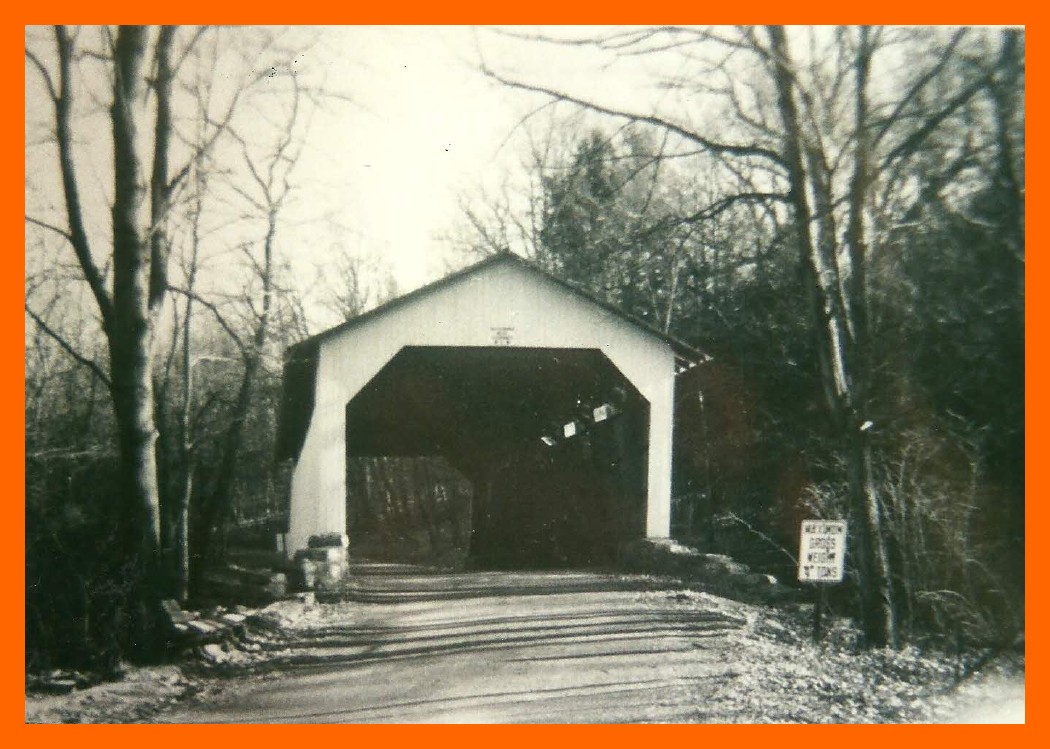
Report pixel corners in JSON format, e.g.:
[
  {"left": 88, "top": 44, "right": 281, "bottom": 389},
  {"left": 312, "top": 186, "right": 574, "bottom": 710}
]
[{"left": 276, "top": 252, "right": 703, "bottom": 567}]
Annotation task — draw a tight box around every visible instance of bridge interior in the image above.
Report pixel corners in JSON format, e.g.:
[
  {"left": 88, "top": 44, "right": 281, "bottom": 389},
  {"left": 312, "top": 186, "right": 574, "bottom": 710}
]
[{"left": 344, "top": 346, "right": 650, "bottom": 568}]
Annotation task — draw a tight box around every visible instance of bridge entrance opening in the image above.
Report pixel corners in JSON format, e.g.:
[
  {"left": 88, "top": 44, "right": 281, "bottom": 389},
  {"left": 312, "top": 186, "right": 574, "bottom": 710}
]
[{"left": 344, "top": 346, "right": 649, "bottom": 569}]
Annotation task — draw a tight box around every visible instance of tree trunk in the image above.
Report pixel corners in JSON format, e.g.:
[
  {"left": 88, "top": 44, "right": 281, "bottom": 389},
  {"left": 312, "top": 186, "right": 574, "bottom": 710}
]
[
  {"left": 767, "top": 25, "right": 897, "bottom": 647},
  {"left": 843, "top": 27, "right": 897, "bottom": 648},
  {"left": 108, "top": 24, "right": 166, "bottom": 658},
  {"left": 49, "top": 24, "right": 179, "bottom": 662},
  {"left": 846, "top": 423, "right": 897, "bottom": 646}
]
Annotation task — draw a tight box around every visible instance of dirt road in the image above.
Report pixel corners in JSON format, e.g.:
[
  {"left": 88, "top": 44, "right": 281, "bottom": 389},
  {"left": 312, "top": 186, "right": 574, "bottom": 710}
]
[
  {"left": 160, "top": 565, "right": 747, "bottom": 723},
  {"left": 151, "top": 564, "right": 1023, "bottom": 724}
]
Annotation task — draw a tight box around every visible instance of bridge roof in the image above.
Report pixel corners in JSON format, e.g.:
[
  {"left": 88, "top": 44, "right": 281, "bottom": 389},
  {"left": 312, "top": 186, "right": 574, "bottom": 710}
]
[
  {"left": 276, "top": 252, "right": 707, "bottom": 463},
  {"left": 289, "top": 251, "right": 704, "bottom": 361}
]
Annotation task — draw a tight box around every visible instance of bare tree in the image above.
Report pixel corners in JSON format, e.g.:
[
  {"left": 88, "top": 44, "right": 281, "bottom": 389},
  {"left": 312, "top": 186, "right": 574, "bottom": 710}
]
[
  {"left": 321, "top": 242, "right": 400, "bottom": 322},
  {"left": 25, "top": 24, "right": 302, "bottom": 659},
  {"left": 477, "top": 25, "right": 1010, "bottom": 647},
  {"left": 183, "top": 69, "right": 312, "bottom": 587},
  {"left": 23, "top": 27, "right": 182, "bottom": 659}
]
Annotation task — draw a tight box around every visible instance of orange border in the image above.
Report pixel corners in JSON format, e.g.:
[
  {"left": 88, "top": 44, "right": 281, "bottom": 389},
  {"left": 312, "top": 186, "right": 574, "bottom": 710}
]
[
  {"left": 15, "top": 2, "right": 1037, "bottom": 24},
  {"left": 1023, "top": 13, "right": 1038, "bottom": 749},
  {"left": 11, "top": 7, "right": 1038, "bottom": 747}
]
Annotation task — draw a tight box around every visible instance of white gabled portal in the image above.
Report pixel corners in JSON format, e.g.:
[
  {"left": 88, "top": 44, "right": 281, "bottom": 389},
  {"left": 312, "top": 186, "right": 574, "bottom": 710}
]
[{"left": 278, "top": 254, "right": 701, "bottom": 561}]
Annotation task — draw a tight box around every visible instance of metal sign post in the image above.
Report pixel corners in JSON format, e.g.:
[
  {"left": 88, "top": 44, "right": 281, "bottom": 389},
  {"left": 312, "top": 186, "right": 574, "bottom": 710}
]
[{"left": 798, "top": 520, "right": 847, "bottom": 642}]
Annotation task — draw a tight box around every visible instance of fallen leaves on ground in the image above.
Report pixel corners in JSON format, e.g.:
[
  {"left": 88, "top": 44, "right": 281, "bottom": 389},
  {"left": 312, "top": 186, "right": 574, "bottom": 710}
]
[{"left": 25, "top": 585, "right": 1024, "bottom": 723}]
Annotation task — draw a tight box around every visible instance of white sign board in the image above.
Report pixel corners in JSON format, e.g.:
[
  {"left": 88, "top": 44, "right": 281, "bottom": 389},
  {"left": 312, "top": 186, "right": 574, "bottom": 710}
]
[{"left": 798, "top": 520, "right": 847, "bottom": 583}]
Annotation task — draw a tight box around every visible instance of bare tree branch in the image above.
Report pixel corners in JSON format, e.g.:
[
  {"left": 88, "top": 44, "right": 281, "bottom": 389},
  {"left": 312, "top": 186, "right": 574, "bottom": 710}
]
[
  {"left": 167, "top": 285, "right": 247, "bottom": 353},
  {"left": 166, "top": 56, "right": 276, "bottom": 197},
  {"left": 54, "top": 25, "right": 114, "bottom": 328},
  {"left": 871, "top": 28, "right": 969, "bottom": 148},
  {"left": 880, "top": 74, "right": 989, "bottom": 171},
  {"left": 25, "top": 47, "right": 58, "bottom": 102},
  {"left": 25, "top": 304, "right": 111, "bottom": 388},
  {"left": 170, "top": 25, "right": 208, "bottom": 77},
  {"left": 25, "top": 215, "right": 73, "bottom": 243},
  {"left": 631, "top": 191, "right": 790, "bottom": 245},
  {"left": 719, "top": 511, "right": 798, "bottom": 565},
  {"left": 149, "top": 25, "right": 177, "bottom": 317},
  {"left": 479, "top": 62, "right": 786, "bottom": 167}
]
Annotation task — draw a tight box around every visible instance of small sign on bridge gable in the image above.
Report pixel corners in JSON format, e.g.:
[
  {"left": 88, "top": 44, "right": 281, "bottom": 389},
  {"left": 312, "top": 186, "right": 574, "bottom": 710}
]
[{"left": 798, "top": 520, "right": 847, "bottom": 583}]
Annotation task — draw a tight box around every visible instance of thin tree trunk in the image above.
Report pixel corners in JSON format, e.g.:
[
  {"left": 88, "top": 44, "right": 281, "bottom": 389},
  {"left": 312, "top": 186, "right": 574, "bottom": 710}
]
[
  {"left": 988, "top": 29, "right": 1024, "bottom": 263},
  {"left": 174, "top": 303, "right": 195, "bottom": 603},
  {"left": 194, "top": 210, "right": 276, "bottom": 579},
  {"left": 175, "top": 167, "right": 206, "bottom": 602}
]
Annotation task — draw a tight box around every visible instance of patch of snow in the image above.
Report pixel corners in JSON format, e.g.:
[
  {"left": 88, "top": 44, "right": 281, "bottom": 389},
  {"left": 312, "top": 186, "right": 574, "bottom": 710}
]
[{"left": 25, "top": 665, "right": 194, "bottom": 724}]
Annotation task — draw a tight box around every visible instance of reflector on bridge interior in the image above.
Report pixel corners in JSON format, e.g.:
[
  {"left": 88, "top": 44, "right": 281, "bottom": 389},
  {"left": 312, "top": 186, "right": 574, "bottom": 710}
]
[
  {"left": 593, "top": 404, "right": 615, "bottom": 423},
  {"left": 540, "top": 435, "right": 557, "bottom": 447},
  {"left": 564, "top": 421, "right": 581, "bottom": 438}
]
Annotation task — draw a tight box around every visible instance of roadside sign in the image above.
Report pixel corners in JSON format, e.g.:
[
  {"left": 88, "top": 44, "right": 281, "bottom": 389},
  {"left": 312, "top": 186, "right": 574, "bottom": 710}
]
[{"left": 798, "top": 520, "right": 847, "bottom": 583}]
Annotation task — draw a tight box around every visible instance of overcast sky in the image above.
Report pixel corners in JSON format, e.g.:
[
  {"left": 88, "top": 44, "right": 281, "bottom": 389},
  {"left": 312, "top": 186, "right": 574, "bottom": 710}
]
[
  {"left": 25, "top": 25, "right": 678, "bottom": 336},
  {"left": 24, "top": 25, "right": 760, "bottom": 333},
  {"left": 285, "top": 26, "right": 665, "bottom": 298},
  {"left": 26, "top": 26, "right": 960, "bottom": 313},
  {"left": 291, "top": 27, "right": 519, "bottom": 291}
]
